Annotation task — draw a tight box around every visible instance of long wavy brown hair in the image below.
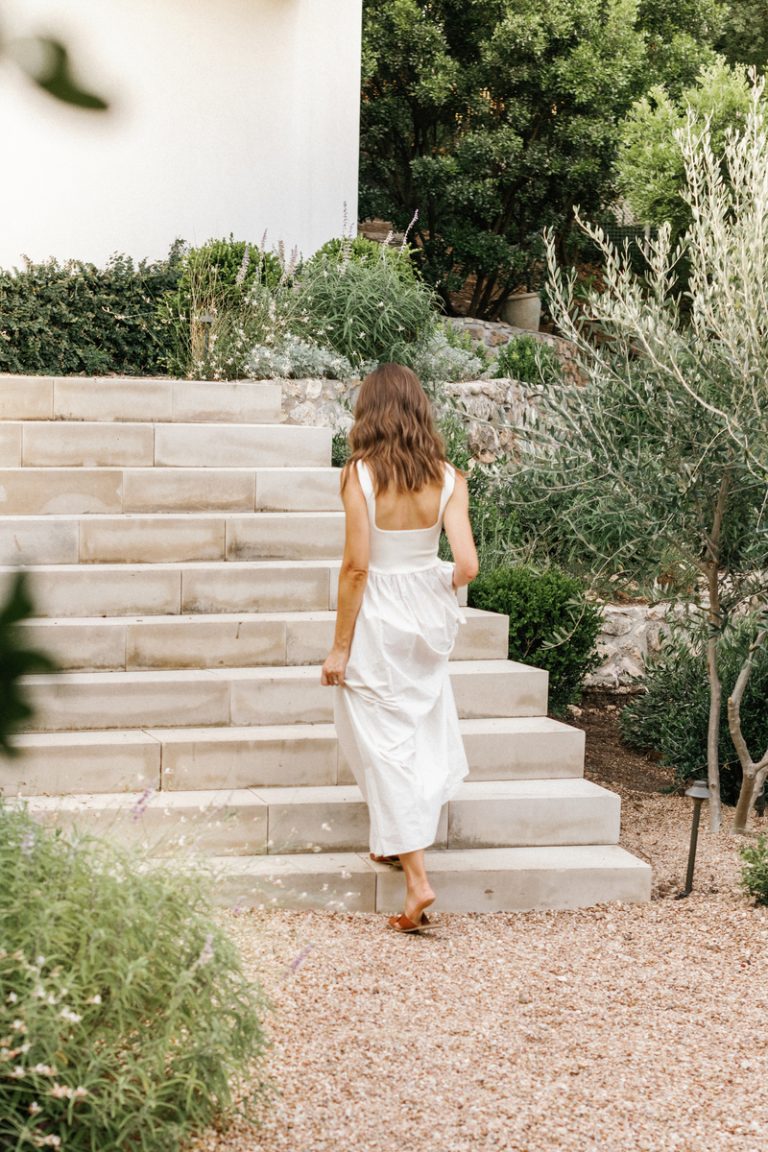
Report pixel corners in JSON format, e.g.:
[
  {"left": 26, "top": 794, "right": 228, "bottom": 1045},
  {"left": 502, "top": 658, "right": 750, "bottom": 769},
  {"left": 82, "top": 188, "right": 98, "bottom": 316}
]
[{"left": 341, "top": 363, "right": 446, "bottom": 494}]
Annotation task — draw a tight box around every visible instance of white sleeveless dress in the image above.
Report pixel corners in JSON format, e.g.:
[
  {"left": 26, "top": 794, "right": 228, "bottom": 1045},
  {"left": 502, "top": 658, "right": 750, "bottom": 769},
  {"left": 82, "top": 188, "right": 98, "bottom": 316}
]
[{"left": 333, "top": 460, "right": 469, "bottom": 857}]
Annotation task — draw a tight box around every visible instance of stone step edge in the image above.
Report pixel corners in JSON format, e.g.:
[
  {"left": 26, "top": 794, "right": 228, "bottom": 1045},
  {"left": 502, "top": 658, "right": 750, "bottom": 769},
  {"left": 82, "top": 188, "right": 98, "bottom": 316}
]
[
  {"left": 21, "top": 657, "right": 539, "bottom": 687},
  {"left": 0, "top": 465, "right": 338, "bottom": 473},
  {"left": 1, "top": 512, "right": 344, "bottom": 523},
  {"left": 18, "top": 607, "right": 500, "bottom": 629},
  {"left": 2, "top": 419, "right": 303, "bottom": 431},
  {"left": 204, "top": 845, "right": 653, "bottom": 912},
  {"left": 1, "top": 559, "right": 340, "bottom": 574},
  {"left": 18, "top": 608, "right": 508, "bottom": 669},
  {"left": 22, "top": 777, "right": 610, "bottom": 808},
  {"left": 11, "top": 715, "right": 580, "bottom": 752},
  {"left": 0, "top": 377, "right": 284, "bottom": 420}
]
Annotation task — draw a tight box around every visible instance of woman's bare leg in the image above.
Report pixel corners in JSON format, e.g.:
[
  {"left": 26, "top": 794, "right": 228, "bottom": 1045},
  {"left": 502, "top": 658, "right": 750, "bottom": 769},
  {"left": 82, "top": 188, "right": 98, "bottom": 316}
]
[{"left": 397, "top": 849, "right": 436, "bottom": 924}]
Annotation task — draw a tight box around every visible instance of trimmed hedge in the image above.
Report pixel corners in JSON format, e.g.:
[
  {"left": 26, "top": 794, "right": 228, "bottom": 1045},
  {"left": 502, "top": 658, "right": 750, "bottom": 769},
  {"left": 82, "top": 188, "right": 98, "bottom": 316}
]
[{"left": 0, "top": 247, "right": 182, "bottom": 376}]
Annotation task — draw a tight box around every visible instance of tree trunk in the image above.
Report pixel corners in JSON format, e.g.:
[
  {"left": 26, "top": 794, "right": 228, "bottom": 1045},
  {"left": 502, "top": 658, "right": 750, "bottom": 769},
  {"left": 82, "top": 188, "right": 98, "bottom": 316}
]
[
  {"left": 705, "top": 600, "right": 723, "bottom": 833},
  {"left": 701, "top": 472, "right": 731, "bottom": 833},
  {"left": 729, "top": 627, "right": 768, "bottom": 834}
]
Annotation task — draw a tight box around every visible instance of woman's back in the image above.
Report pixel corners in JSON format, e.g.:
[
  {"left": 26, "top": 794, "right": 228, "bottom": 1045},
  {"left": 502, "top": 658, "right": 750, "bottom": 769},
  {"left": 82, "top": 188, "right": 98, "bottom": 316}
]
[
  {"left": 371, "top": 480, "right": 443, "bottom": 532},
  {"left": 355, "top": 460, "right": 455, "bottom": 574}
]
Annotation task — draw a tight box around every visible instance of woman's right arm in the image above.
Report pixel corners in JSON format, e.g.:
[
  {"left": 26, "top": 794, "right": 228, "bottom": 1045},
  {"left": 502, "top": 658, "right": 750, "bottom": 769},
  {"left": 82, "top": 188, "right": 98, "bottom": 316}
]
[{"left": 443, "top": 473, "right": 479, "bottom": 588}]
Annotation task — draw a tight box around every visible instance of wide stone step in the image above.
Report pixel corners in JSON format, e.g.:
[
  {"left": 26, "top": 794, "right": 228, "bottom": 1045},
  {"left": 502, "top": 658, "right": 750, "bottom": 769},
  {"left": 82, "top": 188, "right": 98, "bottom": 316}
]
[
  {"left": 22, "top": 779, "right": 619, "bottom": 856},
  {"left": 21, "top": 660, "right": 549, "bottom": 731},
  {"left": 0, "top": 560, "right": 338, "bottom": 617},
  {"left": 0, "top": 375, "right": 283, "bottom": 423},
  {"left": 0, "top": 421, "right": 330, "bottom": 468},
  {"left": 0, "top": 512, "right": 345, "bottom": 564},
  {"left": 5, "top": 716, "right": 584, "bottom": 794},
  {"left": 209, "top": 845, "right": 652, "bottom": 912},
  {"left": 17, "top": 608, "right": 508, "bottom": 670},
  {"left": 0, "top": 467, "right": 341, "bottom": 514}
]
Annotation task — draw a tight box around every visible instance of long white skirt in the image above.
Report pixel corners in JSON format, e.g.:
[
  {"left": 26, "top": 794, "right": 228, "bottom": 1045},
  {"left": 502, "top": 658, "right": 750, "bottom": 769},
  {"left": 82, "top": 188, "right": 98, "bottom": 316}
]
[{"left": 333, "top": 560, "right": 469, "bottom": 856}]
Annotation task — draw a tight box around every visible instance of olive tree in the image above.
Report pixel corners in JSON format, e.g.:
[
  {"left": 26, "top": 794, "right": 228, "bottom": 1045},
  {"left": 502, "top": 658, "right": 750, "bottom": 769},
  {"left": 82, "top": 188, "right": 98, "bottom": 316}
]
[{"left": 514, "top": 83, "right": 768, "bottom": 832}]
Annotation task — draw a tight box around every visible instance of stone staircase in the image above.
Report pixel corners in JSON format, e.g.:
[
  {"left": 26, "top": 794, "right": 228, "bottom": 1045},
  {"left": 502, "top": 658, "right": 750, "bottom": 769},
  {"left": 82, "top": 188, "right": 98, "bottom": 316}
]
[{"left": 0, "top": 374, "right": 651, "bottom": 912}]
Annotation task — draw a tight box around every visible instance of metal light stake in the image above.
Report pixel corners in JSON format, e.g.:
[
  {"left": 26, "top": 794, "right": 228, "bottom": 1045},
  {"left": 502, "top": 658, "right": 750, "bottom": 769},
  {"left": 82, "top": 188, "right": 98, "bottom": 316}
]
[
  {"left": 677, "top": 779, "right": 710, "bottom": 898},
  {"left": 198, "top": 311, "right": 214, "bottom": 360}
]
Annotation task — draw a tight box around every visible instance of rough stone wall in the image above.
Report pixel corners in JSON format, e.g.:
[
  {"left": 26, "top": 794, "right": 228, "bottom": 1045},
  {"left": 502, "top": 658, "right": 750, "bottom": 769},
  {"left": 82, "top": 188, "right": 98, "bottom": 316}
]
[
  {"left": 281, "top": 378, "right": 358, "bottom": 430},
  {"left": 281, "top": 376, "right": 536, "bottom": 462},
  {"left": 587, "top": 603, "right": 671, "bottom": 690}
]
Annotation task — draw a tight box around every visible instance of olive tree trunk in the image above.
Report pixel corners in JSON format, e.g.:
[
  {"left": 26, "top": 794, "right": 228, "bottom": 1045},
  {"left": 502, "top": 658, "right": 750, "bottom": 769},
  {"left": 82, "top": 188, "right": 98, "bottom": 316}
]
[
  {"left": 701, "top": 472, "right": 730, "bottom": 833},
  {"left": 729, "top": 626, "right": 768, "bottom": 834}
]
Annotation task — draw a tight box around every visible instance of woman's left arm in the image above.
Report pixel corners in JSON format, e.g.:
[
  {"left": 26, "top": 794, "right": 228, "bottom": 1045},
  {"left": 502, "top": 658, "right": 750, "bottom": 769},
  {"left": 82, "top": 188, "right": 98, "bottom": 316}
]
[{"left": 321, "top": 466, "right": 370, "bottom": 686}]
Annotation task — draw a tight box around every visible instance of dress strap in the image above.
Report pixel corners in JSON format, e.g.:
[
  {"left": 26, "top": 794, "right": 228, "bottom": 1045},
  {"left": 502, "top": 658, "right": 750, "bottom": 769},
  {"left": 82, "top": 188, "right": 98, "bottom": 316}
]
[
  {"left": 439, "top": 462, "right": 456, "bottom": 517},
  {"left": 355, "top": 459, "right": 375, "bottom": 502}
]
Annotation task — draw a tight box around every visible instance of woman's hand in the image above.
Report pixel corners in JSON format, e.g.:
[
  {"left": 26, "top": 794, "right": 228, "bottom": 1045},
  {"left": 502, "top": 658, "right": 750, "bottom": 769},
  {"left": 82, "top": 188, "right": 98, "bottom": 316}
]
[{"left": 321, "top": 647, "right": 348, "bottom": 687}]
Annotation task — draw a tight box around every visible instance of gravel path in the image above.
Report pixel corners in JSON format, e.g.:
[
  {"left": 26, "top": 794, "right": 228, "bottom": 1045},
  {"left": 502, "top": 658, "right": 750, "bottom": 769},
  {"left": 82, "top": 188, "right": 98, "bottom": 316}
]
[{"left": 190, "top": 726, "right": 768, "bottom": 1152}]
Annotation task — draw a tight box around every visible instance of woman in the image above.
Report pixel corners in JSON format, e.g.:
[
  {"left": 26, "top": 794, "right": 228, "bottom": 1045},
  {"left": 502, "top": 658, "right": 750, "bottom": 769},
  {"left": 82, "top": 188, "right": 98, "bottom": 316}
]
[{"left": 321, "top": 363, "right": 479, "bottom": 933}]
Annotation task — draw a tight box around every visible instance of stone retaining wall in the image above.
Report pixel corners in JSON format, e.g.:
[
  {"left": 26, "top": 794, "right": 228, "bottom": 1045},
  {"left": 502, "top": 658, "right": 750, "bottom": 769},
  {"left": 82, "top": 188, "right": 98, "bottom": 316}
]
[
  {"left": 281, "top": 376, "right": 535, "bottom": 462},
  {"left": 588, "top": 603, "right": 671, "bottom": 691}
]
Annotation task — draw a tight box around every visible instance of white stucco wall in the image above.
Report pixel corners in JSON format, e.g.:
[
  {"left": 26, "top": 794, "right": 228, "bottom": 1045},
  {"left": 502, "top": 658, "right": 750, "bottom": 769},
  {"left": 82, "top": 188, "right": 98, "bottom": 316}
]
[{"left": 0, "top": 0, "right": 362, "bottom": 268}]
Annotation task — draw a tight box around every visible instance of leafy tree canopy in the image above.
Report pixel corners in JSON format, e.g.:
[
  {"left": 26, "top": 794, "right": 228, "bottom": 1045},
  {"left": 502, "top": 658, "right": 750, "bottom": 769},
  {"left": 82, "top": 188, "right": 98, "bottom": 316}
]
[
  {"left": 715, "top": 1, "right": 768, "bottom": 69},
  {"left": 617, "top": 59, "right": 755, "bottom": 233},
  {"left": 360, "top": 0, "right": 721, "bottom": 316}
]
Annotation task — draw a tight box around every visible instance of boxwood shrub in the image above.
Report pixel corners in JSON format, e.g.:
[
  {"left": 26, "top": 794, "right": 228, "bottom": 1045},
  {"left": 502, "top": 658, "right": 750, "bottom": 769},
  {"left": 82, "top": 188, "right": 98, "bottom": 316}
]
[{"left": 468, "top": 565, "right": 601, "bottom": 715}]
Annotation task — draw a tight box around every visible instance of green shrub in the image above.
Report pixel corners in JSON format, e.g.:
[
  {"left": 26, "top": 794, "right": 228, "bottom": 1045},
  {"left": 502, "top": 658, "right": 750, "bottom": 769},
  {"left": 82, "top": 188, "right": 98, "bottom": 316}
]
[
  {"left": 435, "top": 408, "right": 524, "bottom": 571},
  {"left": 620, "top": 619, "right": 768, "bottom": 804},
  {"left": 309, "top": 235, "right": 417, "bottom": 281},
  {"left": 0, "top": 248, "right": 181, "bottom": 376},
  {"left": 468, "top": 565, "right": 602, "bottom": 715},
  {"left": 493, "top": 335, "right": 562, "bottom": 384},
  {"left": 0, "top": 802, "right": 267, "bottom": 1152},
  {"left": 332, "top": 427, "right": 351, "bottom": 468},
  {"left": 414, "top": 328, "right": 487, "bottom": 386},
  {"left": 739, "top": 835, "right": 768, "bottom": 904},
  {"left": 160, "top": 236, "right": 285, "bottom": 379},
  {"left": 290, "top": 246, "right": 438, "bottom": 369}
]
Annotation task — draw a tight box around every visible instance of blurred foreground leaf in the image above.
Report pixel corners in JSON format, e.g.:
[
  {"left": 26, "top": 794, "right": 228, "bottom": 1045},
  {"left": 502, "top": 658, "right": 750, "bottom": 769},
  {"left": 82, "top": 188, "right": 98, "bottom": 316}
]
[
  {"left": 9, "top": 36, "right": 108, "bottom": 110},
  {"left": 0, "top": 570, "right": 57, "bottom": 755}
]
